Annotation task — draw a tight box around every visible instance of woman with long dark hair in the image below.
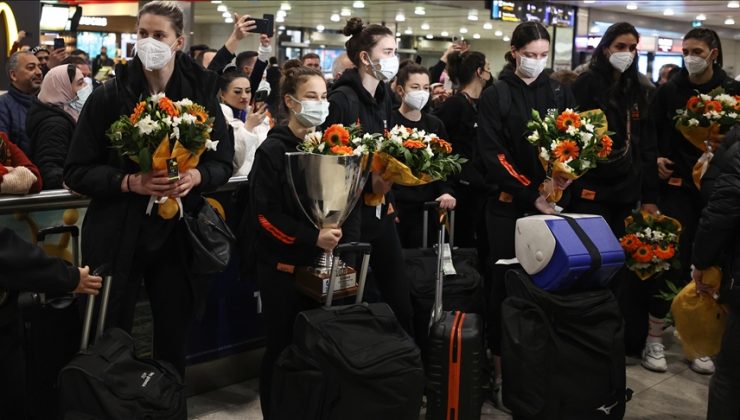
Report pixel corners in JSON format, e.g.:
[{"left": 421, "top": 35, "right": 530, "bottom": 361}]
[
  {"left": 568, "top": 22, "right": 665, "bottom": 371},
  {"left": 477, "top": 21, "right": 575, "bottom": 408},
  {"left": 652, "top": 27, "right": 740, "bottom": 375}
]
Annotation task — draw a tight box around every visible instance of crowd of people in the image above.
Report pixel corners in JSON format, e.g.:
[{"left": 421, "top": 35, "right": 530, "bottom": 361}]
[{"left": 2, "top": 1, "right": 740, "bottom": 419}]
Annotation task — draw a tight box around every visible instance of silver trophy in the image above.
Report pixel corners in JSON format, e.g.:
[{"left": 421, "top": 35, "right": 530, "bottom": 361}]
[{"left": 285, "top": 151, "right": 370, "bottom": 300}]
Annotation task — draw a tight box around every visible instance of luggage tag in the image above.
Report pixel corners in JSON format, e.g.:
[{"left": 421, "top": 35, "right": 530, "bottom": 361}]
[
  {"left": 494, "top": 258, "right": 520, "bottom": 266},
  {"left": 376, "top": 204, "right": 382, "bottom": 220},
  {"left": 441, "top": 243, "right": 457, "bottom": 276}
]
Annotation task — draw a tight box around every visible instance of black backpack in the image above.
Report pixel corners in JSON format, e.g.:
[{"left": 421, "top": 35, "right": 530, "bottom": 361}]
[{"left": 501, "top": 269, "right": 630, "bottom": 419}]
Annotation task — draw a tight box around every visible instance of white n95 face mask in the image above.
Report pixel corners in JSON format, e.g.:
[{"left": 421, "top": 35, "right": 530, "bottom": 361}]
[
  {"left": 136, "top": 37, "right": 177, "bottom": 71},
  {"left": 684, "top": 55, "right": 709, "bottom": 75},
  {"left": 518, "top": 56, "right": 547, "bottom": 79},
  {"left": 370, "top": 55, "right": 399, "bottom": 81},
  {"left": 403, "top": 90, "right": 430, "bottom": 110},
  {"left": 609, "top": 51, "right": 634, "bottom": 73},
  {"left": 290, "top": 96, "right": 330, "bottom": 127}
]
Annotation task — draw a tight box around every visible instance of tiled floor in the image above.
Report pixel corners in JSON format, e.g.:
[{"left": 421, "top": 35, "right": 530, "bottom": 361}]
[{"left": 187, "top": 331, "right": 712, "bottom": 419}]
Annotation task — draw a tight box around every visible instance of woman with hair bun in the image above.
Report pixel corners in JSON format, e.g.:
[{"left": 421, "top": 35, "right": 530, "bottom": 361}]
[
  {"left": 323, "top": 17, "right": 414, "bottom": 335},
  {"left": 248, "top": 60, "right": 360, "bottom": 418},
  {"left": 476, "top": 20, "right": 576, "bottom": 408}
]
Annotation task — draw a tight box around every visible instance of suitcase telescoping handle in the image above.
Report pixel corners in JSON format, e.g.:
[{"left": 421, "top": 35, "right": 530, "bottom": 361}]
[
  {"left": 430, "top": 218, "right": 447, "bottom": 325},
  {"left": 80, "top": 263, "right": 113, "bottom": 350},
  {"left": 325, "top": 242, "right": 372, "bottom": 308},
  {"left": 422, "top": 201, "right": 455, "bottom": 249}
]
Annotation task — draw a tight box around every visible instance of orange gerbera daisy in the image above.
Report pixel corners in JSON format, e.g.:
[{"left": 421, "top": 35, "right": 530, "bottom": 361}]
[
  {"left": 187, "top": 104, "right": 208, "bottom": 124},
  {"left": 633, "top": 245, "right": 654, "bottom": 263},
  {"left": 653, "top": 244, "right": 675, "bottom": 260},
  {"left": 329, "top": 145, "right": 354, "bottom": 155},
  {"left": 704, "top": 100, "right": 723, "bottom": 113},
  {"left": 158, "top": 97, "right": 180, "bottom": 118},
  {"left": 620, "top": 234, "right": 642, "bottom": 253},
  {"left": 734, "top": 96, "right": 740, "bottom": 111},
  {"left": 323, "top": 124, "right": 351, "bottom": 146},
  {"left": 552, "top": 140, "right": 580, "bottom": 162},
  {"left": 596, "top": 135, "right": 613, "bottom": 158},
  {"left": 431, "top": 137, "right": 452, "bottom": 154},
  {"left": 403, "top": 140, "right": 426, "bottom": 149},
  {"left": 555, "top": 111, "right": 581, "bottom": 132},
  {"left": 130, "top": 101, "right": 146, "bottom": 123},
  {"left": 686, "top": 96, "right": 703, "bottom": 113}
]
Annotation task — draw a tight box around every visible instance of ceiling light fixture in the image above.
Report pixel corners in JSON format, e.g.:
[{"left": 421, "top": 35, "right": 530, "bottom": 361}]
[
  {"left": 395, "top": 12, "right": 406, "bottom": 22},
  {"left": 468, "top": 10, "right": 479, "bottom": 21},
  {"left": 696, "top": 13, "right": 707, "bottom": 20},
  {"left": 503, "top": 35, "right": 511, "bottom": 42},
  {"left": 421, "top": 22, "right": 430, "bottom": 30},
  {"left": 216, "top": 5, "right": 227, "bottom": 12},
  {"left": 396, "top": 32, "right": 401, "bottom": 36},
  {"left": 331, "top": 13, "right": 340, "bottom": 22},
  {"left": 275, "top": 15, "right": 285, "bottom": 23},
  {"left": 441, "top": 31, "right": 449, "bottom": 37},
  {"left": 583, "top": 0, "right": 595, "bottom": 3},
  {"left": 726, "top": 17, "right": 736, "bottom": 24},
  {"left": 494, "top": 30, "right": 503, "bottom": 36},
  {"left": 415, "top": 6, "right": 426, "bottom": 15},
  {"left": 221, "top": 11, "right": 230, "bottom": 18},
  {"left": 626, "top": 2, "right": 638, "bottom": 10},
  {"left": 460, "top": 27, "right": 468, "bottom": 33},
  {"left": 473, "top": 33, "right": 481, "bottom": 39},
  {"left": 663, "top": 9, "right": 674, "bottom": 16},
  {"left": 353, "top": 1, "right": 365, "bottom": 9},
  {"left": 210, "top": 0, "right": 221, "bottom": 3},
  {"left": 316, "top": 24, "right": 325, "bottom": 32},
  {"left": 729, "top": 1, "right": 740, "bottom": 8},
  {"left": 279, "top": 25, "right": 286, "bottom": 30},
  {"left": 405, "top": 27, "right": 413, "bottom": 35},
  {"left": 426, "top": 34, "right": 434, "bottom": 39},
  {"left": 341, "top": 8, "right": 352, "bottom": 16},
  {"left": 277, "top": 10, "right": 287, "bottom": 18},
  {"left": 280, "top": 2, "right": 291, "bottom": 11},
  {"left": 483, "top": 22, "right": 493, "bottom": 30},
  {"left": 225, "top": 17, "right": 234, "bottom": 23}
]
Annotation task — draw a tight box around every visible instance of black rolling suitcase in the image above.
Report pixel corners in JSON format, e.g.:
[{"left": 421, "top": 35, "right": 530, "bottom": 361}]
[
  {"left": 58, "top": 267, "right": 186, "bottom": 420},
  {"left": 405, "top": 202, "right": 484, "bottom": 353},
  {"left": 501, "top": 268, "right": 630, "bottom": 420},
  {"left": 271, "top": 243, "right": 425, "bottom": 420},
  {"left": 425, "top": 220, "right": 485, "bottom": 420},
  {"left": 18, "top": 225, "right": 84, "bottom": 420}
]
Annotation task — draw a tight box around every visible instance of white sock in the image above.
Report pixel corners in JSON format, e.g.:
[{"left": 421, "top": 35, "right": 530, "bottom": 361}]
[{"left": 646, "top": 314, "right": 664, "bottom": 345}]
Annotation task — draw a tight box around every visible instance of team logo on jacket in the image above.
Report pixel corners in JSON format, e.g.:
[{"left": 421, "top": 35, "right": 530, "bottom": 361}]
[
  {"left": 141, "top": 371, "right": 155, "bottom": 387},
  {"left": 596, "top": 401, "right": 619, "bottom": 415}
]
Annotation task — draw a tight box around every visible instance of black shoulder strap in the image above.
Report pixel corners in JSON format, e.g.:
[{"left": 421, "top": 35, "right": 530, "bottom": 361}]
[
  {"left": 493, "top": 80, "right": 511, "bottom": 120},
  {"left": 549, "top": 78, "right": 564, "bottom": 111},
  {"left": 331, "top": 85, "right": 360, "bottom": 126},
  {"left": 555, "top": 215, "right": 602, "bottom": 278}
]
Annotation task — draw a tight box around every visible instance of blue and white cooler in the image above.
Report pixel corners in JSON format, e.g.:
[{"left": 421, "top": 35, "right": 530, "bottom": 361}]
[{"left": 514, "top": 214, "right": 625, "bottom": 292}]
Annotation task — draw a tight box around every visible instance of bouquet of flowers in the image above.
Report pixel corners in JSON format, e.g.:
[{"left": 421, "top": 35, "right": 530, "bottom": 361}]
[
  {"left": 619, "top": 210, "right": 681, "bottom": 280},
  {"left": 526, "top": 108, "right": 613, "bottom": 203},
  {"left": 673, "top": 88, "right": 740, "bottom": 188},
  {"left": 106, "top": 93, "right": 218, "bottom": 219},
  {"left": 298, "top": 123, "right": 381, "bottom": 156},
  {"left": 365, "top": 125, "right": 466, "bottom": 206}
]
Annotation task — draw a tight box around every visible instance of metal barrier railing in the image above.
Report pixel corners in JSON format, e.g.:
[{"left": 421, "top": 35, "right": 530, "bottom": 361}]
[{"left": 0, "top": 176, "right": 248, "bottom": 214}]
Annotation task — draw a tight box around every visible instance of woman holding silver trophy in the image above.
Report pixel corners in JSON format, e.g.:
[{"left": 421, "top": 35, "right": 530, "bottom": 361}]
[{"left": 248, "top": 61, "right": 360, "bottom": 419}]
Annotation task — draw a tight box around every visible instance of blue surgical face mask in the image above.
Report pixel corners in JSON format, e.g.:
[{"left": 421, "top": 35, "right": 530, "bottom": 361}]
[{"left": 69, "top": 79, "right": 92, "bottom": 113}]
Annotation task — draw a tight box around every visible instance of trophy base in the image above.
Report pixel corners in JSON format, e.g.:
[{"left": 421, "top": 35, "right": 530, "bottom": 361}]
[{"left": 295, "top": 266, "right": 357, "bottom": 303}]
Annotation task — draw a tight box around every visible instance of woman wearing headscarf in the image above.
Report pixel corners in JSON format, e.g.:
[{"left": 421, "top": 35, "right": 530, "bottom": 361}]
[{"left": 27, "top": 64, "right": 91, "bottom": 189}]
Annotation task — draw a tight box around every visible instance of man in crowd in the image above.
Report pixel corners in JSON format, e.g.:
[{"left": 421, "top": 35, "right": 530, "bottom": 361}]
[
  {"left": 70, "top": 49, "right": 90, "bottom": 63},
  {"left": 92, "top": 46, "right": 113, "bottom": 77},
  {"left": 0, "top": 52, "right": 42, "bottom": 155},
  {"left": 235, "top": 50, "right": 259, "bottom": 77},
  {"left": 31, "top": 46, "right": 50, "bottom": 74},
  {"left": 656, "top": 63, "right": 679, "bottom": 87},
  {"left": 196, "top": 48, "right": 219, "bottom": 69},
  {"left": 331, "top": 52, "right": 353, "bottom": 82},
  {"left": 301, "top": 52, "right": 321, "bottom": 70}
]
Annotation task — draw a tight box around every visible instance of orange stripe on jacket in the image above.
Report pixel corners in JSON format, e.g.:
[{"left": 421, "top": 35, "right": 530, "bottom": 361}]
[
  {"left": 497, "top": 154, "right": 531, "bottom": 186},
  {"left": 258, "top": 215, "right": 296, "bottom": 245}
]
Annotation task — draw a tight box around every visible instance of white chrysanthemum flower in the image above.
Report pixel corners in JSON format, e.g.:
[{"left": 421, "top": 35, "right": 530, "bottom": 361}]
[
  {"left": 550, "top": 141, "right": 559, "bottom": 151},
  {"left": 171, "top": 126, "right": 180, "bottom": 140},
  {"left": 528, "top": 131, "right": 540, "bottom": 142},
  {"left": 353, "top": 145, "right": 367, "bottom": 156},
  {"left": 566, "top": 125, "right": 578, "bottom": 136},
  {"left": 318, "top": 142, "right": 326, "bottom": 152},
  {"left": 205, "top": 139, "right": 219, "bottom": 151},
  {"left": 700, "top": 94, "right": 712, "bottom": 102},
  {"left": 135, "top": 115, "right": 159, "bottom": 135},
  {"left": 424, "top": 146, "right": 434, "bottom": 158},
  {"left": 391, "top": 135, "right": 403, "bottom": 145},
  {"left": 715, "top": 94, "right": 735, "bottom": 106},
  {"left": 580, "top": 132, "right": 593, "bottom": 144},
  {"left": 584, "top": 123, "right": 595, "bottom": 133},
  {"left": 305, "top": 131, "right": 323, "bottom": 145},
  {"left": 181, "top": 113, "right": 197, "bottom": 125},
  {"left": 581, "top": 160, "right": 592, "bottom": 169},
  {"left": 539, "top": 149, "right": 550, "bottom": 161},
  {"left": 688, "top": 118, "right": 700, "bottom": 127},
  {"left": 176, "top": 98, "right": 193, "bottom": 107},
  {"left": 149, "top": 93, "right": 165, "bottom": 103},
  {"left": 728, "top": 112, "right": 738, "bottom": 119}
]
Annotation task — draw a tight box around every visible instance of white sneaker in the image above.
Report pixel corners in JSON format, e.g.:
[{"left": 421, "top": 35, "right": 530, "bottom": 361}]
[
  {"left": 690, "top": 357, "right": 715, "bottom": 375},
  {"left": 641, "top": 343, "right": 668, "bottom": 372}
]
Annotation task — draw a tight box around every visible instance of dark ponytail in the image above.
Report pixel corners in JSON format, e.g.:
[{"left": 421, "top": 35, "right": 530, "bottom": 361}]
[
  {"left": 684, "top": 28, "right": 723, "bottom": 68},
  {"left": 342, "top": 17, "right": 393, "bottom": 67},
  {"left": 446, "top": 50, "right": 486, "bottom": 87},
  {"left": 505, "top": 21, "right": 550, "bottom": 66}
]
